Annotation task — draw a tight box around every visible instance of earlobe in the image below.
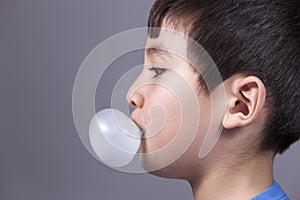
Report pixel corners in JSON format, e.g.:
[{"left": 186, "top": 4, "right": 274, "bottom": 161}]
[{"left": 222, "top": 76, "right": 266, "bottom": 129}]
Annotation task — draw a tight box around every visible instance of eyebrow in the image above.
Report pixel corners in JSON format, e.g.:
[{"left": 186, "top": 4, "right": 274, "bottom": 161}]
[{"left": 145, "top": 47, "right": 172, "bottom": 59}]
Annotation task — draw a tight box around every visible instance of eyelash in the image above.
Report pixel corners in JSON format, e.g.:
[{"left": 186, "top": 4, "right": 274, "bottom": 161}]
[{"left": 149, "top": 67, "right": 166, "bottom": 78}]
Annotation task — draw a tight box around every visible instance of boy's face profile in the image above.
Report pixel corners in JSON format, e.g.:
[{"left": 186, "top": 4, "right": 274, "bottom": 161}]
[
  {"left": 126, "top": 26, "right": 227, "bottom": 176},
  {"left": 126, "top": 23, "right": 269, "bottom": 180}
]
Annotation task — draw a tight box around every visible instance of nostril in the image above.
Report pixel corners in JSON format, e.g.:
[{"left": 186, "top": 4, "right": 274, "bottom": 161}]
[
  {"left": 129, "top": 92, "right": 144, "bottom": 109},
  {"left": 131, "top": 100, "right": 137, "bottom": 108}
]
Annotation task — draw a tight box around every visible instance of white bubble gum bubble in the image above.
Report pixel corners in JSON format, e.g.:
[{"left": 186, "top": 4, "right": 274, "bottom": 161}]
[{"left": 89, "top": 108, "right": 142, "bottom": 167}]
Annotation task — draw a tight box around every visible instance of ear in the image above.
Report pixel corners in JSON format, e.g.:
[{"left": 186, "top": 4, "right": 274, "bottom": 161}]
[{"left": 223, "top": 76, "right": 266, "bottom": 129}]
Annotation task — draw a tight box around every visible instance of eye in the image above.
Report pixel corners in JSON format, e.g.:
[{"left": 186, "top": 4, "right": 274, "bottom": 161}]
[{"left": 149, "top": 67, "right": 166, "bottom": 78}]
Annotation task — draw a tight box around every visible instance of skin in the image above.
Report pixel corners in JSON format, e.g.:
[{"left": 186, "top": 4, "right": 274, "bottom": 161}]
[{"left": 126, "top": 24, "right": 276, "bottom": 200}]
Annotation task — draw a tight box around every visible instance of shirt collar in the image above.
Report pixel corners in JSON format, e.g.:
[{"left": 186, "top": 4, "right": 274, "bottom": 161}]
[{"left": 252, "top": 181, "right": 289, "bottom": 200}]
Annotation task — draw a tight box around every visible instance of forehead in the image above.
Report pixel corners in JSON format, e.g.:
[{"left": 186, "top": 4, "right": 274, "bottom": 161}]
[{"left": 145, "top": 28, "right": 189, "bottom": 61}]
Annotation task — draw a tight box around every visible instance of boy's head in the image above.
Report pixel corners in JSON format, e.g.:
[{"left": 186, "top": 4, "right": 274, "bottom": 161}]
[
  {"left": 126, "top": 0, "right": 299, "bottom": 176},
  {"left": 147, "top": 0, "right": 299, "bottom": 153}
]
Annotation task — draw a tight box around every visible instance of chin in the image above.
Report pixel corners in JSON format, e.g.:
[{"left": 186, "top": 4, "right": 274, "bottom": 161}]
[{"left": 140, "top": 153, "right": 189, "bottom": 180}]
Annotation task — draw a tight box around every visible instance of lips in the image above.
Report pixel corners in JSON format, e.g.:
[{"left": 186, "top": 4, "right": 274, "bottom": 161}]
[
  {"left": 134, "top": 121, "right": 145, "bottom": 138},
  {"left": 131, "top": 112, "right": 146, "bottom": 137}
]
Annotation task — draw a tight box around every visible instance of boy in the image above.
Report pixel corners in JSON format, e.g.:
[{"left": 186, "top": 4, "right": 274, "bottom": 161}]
[{"left": 126, "top": 0, "right": 299, "bottom": 199}]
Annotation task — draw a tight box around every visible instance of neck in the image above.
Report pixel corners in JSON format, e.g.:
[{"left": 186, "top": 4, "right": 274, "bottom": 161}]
[{"left": 189, "top": 153, "right": 274, "bottom": 200}]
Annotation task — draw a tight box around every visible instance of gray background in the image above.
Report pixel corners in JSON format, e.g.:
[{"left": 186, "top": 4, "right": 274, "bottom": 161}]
[{"left": 0, "top": 0, "right": 299, "bottom": 199}]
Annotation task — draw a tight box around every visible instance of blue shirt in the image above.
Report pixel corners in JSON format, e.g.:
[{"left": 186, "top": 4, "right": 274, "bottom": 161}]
[{"left": 252, "top": 181, "right": 289, "bottom": 200}]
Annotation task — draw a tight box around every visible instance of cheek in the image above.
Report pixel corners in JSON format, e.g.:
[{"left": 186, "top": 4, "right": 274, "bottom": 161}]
[
  {"left": 137, "top": 73, "right": 211, "bottom": 172},
  {"left": 141, "top": 86, "right": 182, "bottom": 153},
  {"left": 141, "top": 92, "right": 213, "bottom": 166},
  {"left": 186, "top": 98, "right": 212, "bottom": 155}
]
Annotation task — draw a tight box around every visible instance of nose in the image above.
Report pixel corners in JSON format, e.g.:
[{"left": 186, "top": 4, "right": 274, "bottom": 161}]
[
  {"left": 128, "top": 92, "right": 145, "bottom": 109},
  {"left": 126, "top": 70, "right": 145, "bottom": 110}
]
